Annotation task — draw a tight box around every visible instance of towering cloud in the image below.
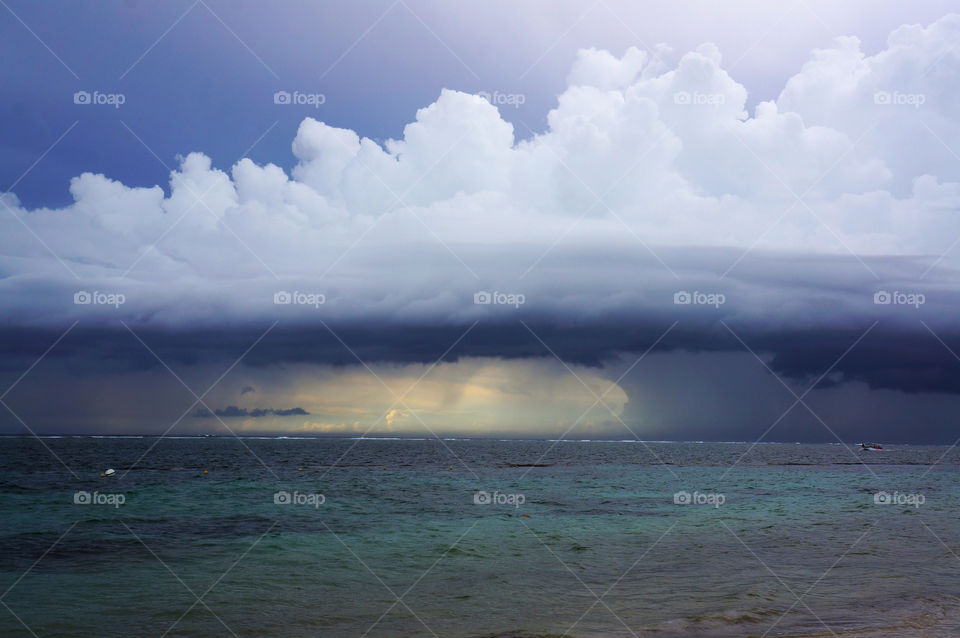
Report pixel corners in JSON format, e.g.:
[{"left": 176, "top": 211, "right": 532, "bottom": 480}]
[{"left": 2, "top": 16, "right": 960, "bottom": 438}]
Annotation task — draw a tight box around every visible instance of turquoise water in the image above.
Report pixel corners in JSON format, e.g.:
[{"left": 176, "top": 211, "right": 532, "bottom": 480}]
[{"left": 1, "top": 438, "right": 958, "bottom": 637}]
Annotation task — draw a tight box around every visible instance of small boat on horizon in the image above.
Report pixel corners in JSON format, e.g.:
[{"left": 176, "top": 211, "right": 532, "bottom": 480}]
[{"left": 860, "top": 442, "right": 883, "bottom": 450}]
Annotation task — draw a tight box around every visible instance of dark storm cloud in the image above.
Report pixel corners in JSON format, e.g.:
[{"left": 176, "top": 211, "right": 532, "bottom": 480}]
[
  {"left": 3, "top": 12, "right": 960, "bottom": 444},
  {"left": 194, "top": 406, "right": 310, "bottom": 418},
  {"left": 1, "top": 310, "right": 958, "bottom": 396}
]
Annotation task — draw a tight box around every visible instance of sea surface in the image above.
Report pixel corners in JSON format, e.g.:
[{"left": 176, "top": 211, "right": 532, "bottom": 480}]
[{"left": 0, "top": 437, "right": 958, "bottom": 637}]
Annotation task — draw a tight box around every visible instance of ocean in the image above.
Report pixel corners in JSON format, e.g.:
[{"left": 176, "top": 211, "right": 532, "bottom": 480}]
[{"left": 0, "top": 437, "right": 957, "bottom": 637}]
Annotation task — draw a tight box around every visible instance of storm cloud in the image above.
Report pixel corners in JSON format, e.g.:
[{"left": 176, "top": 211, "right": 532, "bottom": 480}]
[
  {"left": 3, "top": 15, "right": 960, "bottom": 439},
  {"left": 194, "top": 406, "right": 310, "bottom": 418}
]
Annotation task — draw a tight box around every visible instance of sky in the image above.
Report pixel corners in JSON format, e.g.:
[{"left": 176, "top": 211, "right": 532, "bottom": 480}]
[{"left": 2, "top": 1, "right": 960, "bottom": 442}]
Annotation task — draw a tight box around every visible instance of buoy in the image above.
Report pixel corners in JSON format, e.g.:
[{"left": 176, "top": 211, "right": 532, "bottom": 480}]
[
  {"left": 449, "top": 466, "right": 453, "bottom": 470},
  {"left": 99, "top": 473, "right": 104, "bottom": 477},
  {"left": 298, "top": 468, "right": 303, "bottom": 471},
  {"left": 521, "top": 514, "right": 530, "bottom": 518},
  {"left": 104, "top": 469, "right": 116, "bottom": 477},
  {"left": 203, "top": 470, "right": 208, "bottom": 475}
]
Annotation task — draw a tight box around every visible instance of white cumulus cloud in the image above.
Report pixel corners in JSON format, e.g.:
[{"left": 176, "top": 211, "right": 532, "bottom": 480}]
[{"left": 3, "top": 14, "right": 960, "bottom": 327}]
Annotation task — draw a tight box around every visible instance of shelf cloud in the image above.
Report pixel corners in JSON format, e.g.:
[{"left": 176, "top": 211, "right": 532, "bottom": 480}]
[{"left": 3, "top": 14, "right": 960, "bottom": 438}]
